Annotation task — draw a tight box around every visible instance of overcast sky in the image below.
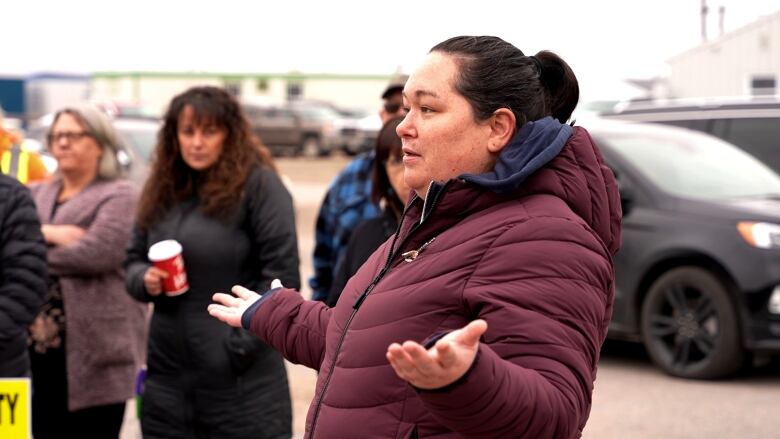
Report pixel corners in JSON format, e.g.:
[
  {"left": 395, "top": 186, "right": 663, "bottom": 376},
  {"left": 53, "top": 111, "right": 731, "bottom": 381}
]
[{"left": 4, "top": 0, "right": 779, "bottom": 101}]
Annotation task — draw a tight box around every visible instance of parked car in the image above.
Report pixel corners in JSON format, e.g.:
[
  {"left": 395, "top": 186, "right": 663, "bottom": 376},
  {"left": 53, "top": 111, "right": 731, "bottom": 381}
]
[
  {"left": 112, "top": 117, "right": 160, "bottom": 184},
  {"left": 286, "top": 100, "right": 345, "bottom": 157},
  {"left": 309, "top": 103, "right": 381, "bottom": 156},
  {"left": 340, "top": 113, "right": 382, "bottom": 156},
  {"left": 589, "top": 119, "right": 780, "bottom": 379},
  {"left": 90, "top": 99, "right": 159, "bottom": 119},
  {"left": 600, "top": 97, "right": 780, "bottom": 173},
  {"left": 243, "top": 103, "right": 304, "bottom": 156},
  {"left": 243, "top": 100, "right": 345, "bottom": 157}
]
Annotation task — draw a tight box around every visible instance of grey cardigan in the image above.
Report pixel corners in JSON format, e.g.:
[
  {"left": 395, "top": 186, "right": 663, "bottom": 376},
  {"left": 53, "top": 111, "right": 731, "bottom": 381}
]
[{"left": 31, "top": 178, "right": 148, "bottom": 411}]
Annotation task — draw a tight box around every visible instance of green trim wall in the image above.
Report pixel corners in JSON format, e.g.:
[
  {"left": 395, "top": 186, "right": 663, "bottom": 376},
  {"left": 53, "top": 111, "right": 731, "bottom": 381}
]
[{"left": 93, "top": 72, "right": 394, "bottom": 82}]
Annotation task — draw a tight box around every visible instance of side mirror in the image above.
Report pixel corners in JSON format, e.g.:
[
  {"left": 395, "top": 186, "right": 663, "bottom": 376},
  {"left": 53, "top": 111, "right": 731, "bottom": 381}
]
[
  {"left": 117, "top": 148, "right": 132, "bottom": 170},
  {"left": 609, "top": 165, "right": 634, "bottom": 216},
  {"left": 619, "top": 183, "right": 635, "bottom": 216}
]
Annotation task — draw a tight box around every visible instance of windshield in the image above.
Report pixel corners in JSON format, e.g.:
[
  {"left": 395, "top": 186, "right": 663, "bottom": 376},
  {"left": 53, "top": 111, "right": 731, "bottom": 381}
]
[{"left": 602, "top": 128, "right": 780, "bottom": 200}]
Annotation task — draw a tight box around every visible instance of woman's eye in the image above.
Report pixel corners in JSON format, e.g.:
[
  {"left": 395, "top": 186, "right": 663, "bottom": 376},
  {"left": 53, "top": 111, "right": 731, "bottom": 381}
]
[{"left": 420, "top": 107, "right": 434, "bottom": 114}]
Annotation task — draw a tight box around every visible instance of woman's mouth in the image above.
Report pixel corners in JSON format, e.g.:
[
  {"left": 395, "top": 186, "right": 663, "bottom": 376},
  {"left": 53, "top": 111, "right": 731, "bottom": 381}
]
[{"left": 402, "top": 147, "right": 420, "bottom": 158}]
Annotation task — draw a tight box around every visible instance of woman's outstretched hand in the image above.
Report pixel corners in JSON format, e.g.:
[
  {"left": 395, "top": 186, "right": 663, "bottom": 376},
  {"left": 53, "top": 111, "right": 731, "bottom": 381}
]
[
  {"left": 208, "top": 285, "right": 262, "bottom": 328},
  {"left": 386, "top": 319, "right": 487, "bottom": 390}
]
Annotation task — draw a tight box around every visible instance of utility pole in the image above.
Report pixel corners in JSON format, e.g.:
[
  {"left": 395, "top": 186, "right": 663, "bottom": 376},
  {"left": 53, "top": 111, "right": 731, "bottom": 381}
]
[{"left": 701, "top": 0, "right": 709, "bottom": 42}]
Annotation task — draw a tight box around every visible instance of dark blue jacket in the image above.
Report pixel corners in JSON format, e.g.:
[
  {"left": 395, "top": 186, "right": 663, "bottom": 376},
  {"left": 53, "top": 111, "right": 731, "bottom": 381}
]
[{"left": 0, "top": 174, "right": 47, "bottom": 377}]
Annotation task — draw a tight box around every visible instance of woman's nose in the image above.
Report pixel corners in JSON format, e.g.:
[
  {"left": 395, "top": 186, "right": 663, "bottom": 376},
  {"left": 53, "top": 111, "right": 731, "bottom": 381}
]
[
  {"left": 396, "top": 115, "right": 414, "bottom": 138},
  {"left": 55, "top": 136, "right": 70, "bottom": 148},
  {"left": 191, "top": 132, "right": 204, "bottom": 147}
]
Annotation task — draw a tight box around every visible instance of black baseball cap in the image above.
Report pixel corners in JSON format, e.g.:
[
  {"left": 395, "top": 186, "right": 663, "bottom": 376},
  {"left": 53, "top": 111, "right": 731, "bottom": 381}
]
[
  {"left": 381, "top": 74, "right": 408, "bottom": 99},
  {"left": 381, "top": 84, "right": 404, "bottom": 99}
]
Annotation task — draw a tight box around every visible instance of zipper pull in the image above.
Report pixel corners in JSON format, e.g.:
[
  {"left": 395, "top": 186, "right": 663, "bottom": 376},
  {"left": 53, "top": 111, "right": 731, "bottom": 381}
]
[
  {"left": 401, "top": 236, "right": 436, "bottom": 263},
  {"left": 401, "top": 250, "right": 419, "bottom": 262}
]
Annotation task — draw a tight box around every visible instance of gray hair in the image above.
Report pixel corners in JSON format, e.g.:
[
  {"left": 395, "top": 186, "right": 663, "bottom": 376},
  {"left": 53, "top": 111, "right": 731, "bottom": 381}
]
[{"left": 51, "top": 104, "right": 125, "bottom": 179}]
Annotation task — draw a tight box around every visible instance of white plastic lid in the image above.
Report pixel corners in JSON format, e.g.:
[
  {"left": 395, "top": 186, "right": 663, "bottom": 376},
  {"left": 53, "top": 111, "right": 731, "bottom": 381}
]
[{"left": 148, "top": 239, "right": 182, "bottom": 261}]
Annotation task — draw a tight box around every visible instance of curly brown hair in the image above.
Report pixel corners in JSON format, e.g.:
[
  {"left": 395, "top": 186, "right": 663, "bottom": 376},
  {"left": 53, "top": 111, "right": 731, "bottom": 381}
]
[{"left": 137, "top": 86, "right": 275, "bottom": 230}]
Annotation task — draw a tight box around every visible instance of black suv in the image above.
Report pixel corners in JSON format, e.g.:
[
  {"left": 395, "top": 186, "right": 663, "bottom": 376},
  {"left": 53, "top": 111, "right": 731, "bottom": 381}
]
[
  {"left": 588, "top": 119, "right": 780, "bottom": 379},
  {"left": 600, "top": 97, "right": 780, "bottom": 172}
]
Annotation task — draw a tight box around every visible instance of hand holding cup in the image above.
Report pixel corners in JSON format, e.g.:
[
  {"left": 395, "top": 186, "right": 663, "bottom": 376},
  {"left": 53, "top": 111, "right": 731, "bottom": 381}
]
[
  {"left": 143, "top": 266, "right": 169, "bottom": 296},
  {"left": 148, "top": 240, "right": 189, "bottom": 296}
]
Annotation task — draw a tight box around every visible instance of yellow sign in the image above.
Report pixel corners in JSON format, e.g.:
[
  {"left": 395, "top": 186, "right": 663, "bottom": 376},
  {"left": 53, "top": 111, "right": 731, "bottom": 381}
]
[{"left": 0, "top": 378, "right": 30, "bottom": 439}]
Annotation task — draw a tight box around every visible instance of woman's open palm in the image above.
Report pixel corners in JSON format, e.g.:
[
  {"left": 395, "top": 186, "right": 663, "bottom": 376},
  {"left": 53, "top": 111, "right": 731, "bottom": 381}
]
[
  {"left": 208, "top": 285, "right": 262, "bottom": 328},
  {"left": 386, "top": 319, "right": 487, "bottom": 390}
]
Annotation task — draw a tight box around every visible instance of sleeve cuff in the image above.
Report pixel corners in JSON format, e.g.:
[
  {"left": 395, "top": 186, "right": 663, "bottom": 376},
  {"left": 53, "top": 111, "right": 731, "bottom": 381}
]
[{"left": 241, "top": 287, "right": 281, "bottom": 329}]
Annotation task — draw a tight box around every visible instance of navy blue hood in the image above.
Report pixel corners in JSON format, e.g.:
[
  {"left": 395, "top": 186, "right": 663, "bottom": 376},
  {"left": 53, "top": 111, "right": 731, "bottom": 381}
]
[{"left": 460, "top": 116, "right": 573, "bottom": 193}]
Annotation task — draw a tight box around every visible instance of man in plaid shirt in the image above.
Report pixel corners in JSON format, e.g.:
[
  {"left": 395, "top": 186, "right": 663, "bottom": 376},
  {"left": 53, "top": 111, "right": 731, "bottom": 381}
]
[{"left": 310, "top": 79, "right": 407, "bottom": 301}]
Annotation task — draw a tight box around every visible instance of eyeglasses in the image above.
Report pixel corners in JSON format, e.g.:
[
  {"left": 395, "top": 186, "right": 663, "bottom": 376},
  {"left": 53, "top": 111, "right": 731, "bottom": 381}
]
[{"left": 47, "top": 131, "right": 92, "bottom": 144}]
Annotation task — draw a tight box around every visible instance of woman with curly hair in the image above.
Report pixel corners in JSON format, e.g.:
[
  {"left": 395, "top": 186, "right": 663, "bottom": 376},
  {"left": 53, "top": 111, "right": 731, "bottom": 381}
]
[{"left": 125, "top": 86, "right": 300, "bottom": 438}]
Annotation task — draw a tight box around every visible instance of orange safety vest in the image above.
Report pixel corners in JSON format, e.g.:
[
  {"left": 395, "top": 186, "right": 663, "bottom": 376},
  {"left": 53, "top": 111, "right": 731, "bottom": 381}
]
[{"left": 1, "top": 145, "right": 30, "bottom": 183}]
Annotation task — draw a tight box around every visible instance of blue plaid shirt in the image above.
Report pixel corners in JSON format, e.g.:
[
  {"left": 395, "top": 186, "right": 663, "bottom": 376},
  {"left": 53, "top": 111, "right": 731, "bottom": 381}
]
[{"left": 310, "top": 152, "right": 380, "bottom": 301}]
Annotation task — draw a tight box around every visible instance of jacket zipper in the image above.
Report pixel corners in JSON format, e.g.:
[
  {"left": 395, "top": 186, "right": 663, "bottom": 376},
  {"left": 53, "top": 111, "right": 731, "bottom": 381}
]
[
  {"left": 308, "top": 182, "right": 448, "bottom": 438},
  {"left": 174, "top": 205, "right": 197, "bottom": 437},
  {"left": 308, "top": 221, "right": 410, "bottom": 437}
]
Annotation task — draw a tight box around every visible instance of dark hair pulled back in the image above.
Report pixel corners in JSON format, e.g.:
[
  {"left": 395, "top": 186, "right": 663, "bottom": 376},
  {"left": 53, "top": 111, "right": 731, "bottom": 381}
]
[{"left": 430, "top": 36, "right": 579, "bottom": 128}]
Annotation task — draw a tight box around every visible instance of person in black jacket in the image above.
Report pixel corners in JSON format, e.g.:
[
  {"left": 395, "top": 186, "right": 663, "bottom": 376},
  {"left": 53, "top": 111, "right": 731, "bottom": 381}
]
[
  {"left": 125, "top": 86, "right": 300, "bottom": 439},
  {"left": 327, "top": 116, "right": 409, "bottom": 306},
  {"left": 0, "top": 174, "right": 47, "bottom": 377}
]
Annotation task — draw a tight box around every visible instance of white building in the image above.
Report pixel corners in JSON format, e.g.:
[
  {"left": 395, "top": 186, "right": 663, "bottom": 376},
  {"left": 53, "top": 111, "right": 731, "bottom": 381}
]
[
  {"left": 90, "top": 71, "right": 398, "bottom": 115},
  {"left": 658, "top": 9, "right": 780, "bottom": 98}
]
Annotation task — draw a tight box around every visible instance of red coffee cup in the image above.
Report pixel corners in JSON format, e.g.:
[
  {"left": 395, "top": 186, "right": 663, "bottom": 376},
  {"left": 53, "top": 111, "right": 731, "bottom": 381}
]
[{"left": 148, "top": 240, "right": 189, "bottom": 296}]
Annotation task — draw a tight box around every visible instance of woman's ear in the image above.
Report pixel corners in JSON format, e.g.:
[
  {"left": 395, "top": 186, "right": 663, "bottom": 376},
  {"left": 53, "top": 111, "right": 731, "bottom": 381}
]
[{"left": 487, "top": 108, "right": 516, "bottom": 153}]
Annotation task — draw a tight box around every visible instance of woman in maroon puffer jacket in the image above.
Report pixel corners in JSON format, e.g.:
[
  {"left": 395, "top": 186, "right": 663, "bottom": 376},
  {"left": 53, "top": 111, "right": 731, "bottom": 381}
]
[{"left": 210, "top": 35, "right": 622, "bottom": 439}]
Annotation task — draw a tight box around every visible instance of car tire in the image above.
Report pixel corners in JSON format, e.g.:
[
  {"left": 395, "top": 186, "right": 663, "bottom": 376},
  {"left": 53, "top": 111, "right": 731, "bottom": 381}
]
[
  {"left": 301, "top": 136, "right": 321, "bottom": 158},
  {"left": 640, "top": 266, "right": 744, "bottom": 379}
]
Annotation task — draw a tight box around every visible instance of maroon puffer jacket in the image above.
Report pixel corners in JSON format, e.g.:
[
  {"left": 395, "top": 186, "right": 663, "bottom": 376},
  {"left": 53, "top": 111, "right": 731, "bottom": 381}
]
[{"left": 248, "top": 124, "right": 621, "bottom": 438}]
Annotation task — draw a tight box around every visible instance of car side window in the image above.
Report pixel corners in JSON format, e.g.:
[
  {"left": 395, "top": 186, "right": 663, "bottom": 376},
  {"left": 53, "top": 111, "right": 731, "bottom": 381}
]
[
  {"left": 658, "top": 119, "right": 711, "bottom": 133},
  {"left": 722, "top": 118, "right": 780, "bottom": 173},
  {"left": 662, "top": 120, "right": 694, "bottom": 130},
  {"left": 279, "top": 109, "right": 296, "bottom": 119}
]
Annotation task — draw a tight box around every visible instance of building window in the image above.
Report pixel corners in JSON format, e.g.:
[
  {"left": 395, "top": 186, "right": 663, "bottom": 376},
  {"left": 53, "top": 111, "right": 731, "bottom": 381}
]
[
  {"left": 257, "top": 79, "right": 268, "bottom": 92},
  {"left": 287, "top": 81, "right": 303, "bottom": 100},
  {"left": 224, "top": 81, "right": 241, "bottom": 97},
  {"left": 750, "top": 75, "right": 776, "bottom": 96}
]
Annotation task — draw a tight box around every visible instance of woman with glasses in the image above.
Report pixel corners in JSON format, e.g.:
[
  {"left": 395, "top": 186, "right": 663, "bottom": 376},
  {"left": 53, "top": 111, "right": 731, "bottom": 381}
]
[
  {"left": 327, "top": 116, "right": 409, "bottom": 306},
  {"left": 28, "top": 104, "right": 148, "bottom": 438}
]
